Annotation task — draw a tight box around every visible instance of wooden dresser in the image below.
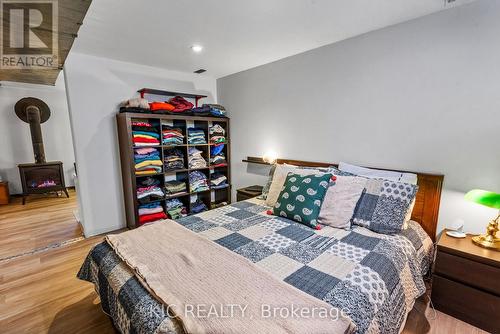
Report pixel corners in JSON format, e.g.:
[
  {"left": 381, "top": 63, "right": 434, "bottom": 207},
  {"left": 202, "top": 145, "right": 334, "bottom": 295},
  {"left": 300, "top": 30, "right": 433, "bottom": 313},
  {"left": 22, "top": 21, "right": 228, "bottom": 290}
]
[{"left": 432, "top": 231, "right": 500, "bottom": 333}]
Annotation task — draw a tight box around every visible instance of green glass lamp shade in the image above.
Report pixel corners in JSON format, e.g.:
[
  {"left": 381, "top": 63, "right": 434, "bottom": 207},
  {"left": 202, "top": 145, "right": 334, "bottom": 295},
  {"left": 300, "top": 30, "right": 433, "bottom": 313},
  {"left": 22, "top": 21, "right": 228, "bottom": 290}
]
[{"left": 464, "top": 189, "right": 500, "bottom": 209}]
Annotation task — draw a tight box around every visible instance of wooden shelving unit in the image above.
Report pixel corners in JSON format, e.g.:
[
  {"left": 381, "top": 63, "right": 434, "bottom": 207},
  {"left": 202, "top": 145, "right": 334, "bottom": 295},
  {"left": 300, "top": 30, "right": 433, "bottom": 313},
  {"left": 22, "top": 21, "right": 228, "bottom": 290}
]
[{"left": 117, "top": 112, "right": 231, "bottom": 229}]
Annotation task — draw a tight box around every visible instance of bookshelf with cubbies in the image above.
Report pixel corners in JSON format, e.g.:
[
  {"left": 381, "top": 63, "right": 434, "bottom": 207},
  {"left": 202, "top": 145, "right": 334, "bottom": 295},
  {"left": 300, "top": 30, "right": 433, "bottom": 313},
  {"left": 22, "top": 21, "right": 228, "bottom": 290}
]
[{"left": 117, "top": 112, "right": 231, "bottom": 229}]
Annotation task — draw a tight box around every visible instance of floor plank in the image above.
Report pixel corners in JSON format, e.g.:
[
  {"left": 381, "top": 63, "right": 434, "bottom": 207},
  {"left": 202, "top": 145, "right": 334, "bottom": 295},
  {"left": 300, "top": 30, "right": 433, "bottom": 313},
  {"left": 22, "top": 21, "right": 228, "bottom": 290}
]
[{"left": 0, "top": 189, "right": 82, "bottom": 260}]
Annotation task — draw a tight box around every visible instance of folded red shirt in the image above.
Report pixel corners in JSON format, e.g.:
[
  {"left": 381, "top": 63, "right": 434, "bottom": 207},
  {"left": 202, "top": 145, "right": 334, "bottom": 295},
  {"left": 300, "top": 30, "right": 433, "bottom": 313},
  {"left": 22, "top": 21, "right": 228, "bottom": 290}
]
[
  {"left": 149, "top": 102, "right": 175, "bottom": 111},
  {"left": 133, "top": 137, "right": 159, "bottom": 143},
  {"left": 139, "top": 212, "right": 167, "bottom": 224}
]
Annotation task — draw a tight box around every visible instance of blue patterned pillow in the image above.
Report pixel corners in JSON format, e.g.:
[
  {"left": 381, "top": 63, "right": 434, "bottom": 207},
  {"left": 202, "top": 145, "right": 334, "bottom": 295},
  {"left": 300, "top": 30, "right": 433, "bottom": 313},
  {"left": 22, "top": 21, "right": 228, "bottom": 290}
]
[
  {"left": 352, "top": 178, "right": 418, "bottom": 234},
  {"left": 273, "top": 172, "right": 333, "bottom": 229}
]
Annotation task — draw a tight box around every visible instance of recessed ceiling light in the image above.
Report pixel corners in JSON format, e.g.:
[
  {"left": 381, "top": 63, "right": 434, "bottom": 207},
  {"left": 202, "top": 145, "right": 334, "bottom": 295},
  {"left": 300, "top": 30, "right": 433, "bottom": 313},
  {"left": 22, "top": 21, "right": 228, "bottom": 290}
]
[{"left": 191, "top": 45, "right": 203, "bottom": 53}]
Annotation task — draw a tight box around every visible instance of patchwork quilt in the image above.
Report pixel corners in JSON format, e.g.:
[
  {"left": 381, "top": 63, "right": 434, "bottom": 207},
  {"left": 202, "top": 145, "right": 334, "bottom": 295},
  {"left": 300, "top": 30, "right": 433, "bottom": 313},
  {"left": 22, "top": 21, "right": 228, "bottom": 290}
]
[{"left": 78, "top": 198, "right": 433, "bottom": 334}]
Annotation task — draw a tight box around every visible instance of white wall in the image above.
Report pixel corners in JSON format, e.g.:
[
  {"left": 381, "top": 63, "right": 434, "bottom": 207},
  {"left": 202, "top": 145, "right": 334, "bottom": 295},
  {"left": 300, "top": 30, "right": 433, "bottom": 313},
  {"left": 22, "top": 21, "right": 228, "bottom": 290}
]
[
  {"left": 0, "top": 76, "right": 75, "bottom": 194},
  {"left": 64, "top": 52, "right": 217, "bottom": 237},
  {"left": 218, "top": 0, "right": 500, "bottom": 237}
]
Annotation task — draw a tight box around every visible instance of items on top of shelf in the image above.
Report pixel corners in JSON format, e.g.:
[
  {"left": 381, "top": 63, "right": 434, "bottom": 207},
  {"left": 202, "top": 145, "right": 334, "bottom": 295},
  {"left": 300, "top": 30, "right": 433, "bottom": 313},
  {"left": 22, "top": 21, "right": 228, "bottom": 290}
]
[
  {"left": 210, "top": 173, "right": 227, "bottom": 189},
  {"left": 204, "top": 104, "right": 227, "bottom": 117},
  {"left": 135, "top": 147, "right": 162, "bottom": 175},
  {"left": 191, "top": 199, "right": 208, "bottom": 214},
  {"left": 162, "top": 125, "right": 184, "bottom": 146},
  {"left": 137, "top": 177, "right": 165, "bottom": 204},
  {"left": 124, "top": 98, "right": 150, "bottom": 110},
  {"left": 166, "top": 198, "right": 188, "bottom": 219},
  {"left": 149, "top": 102, "right": 175, "bottom": 112},
  {"left": 132, "top": 120, "right": 160, "bottom": 146},
  {"left": 164, "top": 148, "right": 185, "bottom": 171},
  {"left": 209, "top": 124, "right": 225, "bottom": 144},
  {"left": 138, "top": 202, "right": 167, "bottom": 225},
  {"left": 210, "top": 144, "right": 227, "bottom": 166},
  {"left": 189, "top": 171, "right": 209, "bottom": 193},
  {"left": 188, "top": 147, "right": 207, "bottom": 169},
  {"left": 168, "top": 96, "right": 194, "bottom": 113},
  {"left": 187, "top": 127, "right": 207, "bottom": 144},
  {"left": 191, "top": 104, "right": 211, "bottom": 116},
  {"left": 164, "top": 180, "right": 187, "bottom": 195}
]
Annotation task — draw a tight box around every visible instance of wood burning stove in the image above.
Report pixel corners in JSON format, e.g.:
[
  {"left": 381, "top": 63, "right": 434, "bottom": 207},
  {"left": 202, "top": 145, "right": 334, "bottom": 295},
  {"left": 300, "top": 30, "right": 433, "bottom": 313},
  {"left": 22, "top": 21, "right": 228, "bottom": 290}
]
[{"left": 15, "top": 97, "right": 69, "bottom": 204}]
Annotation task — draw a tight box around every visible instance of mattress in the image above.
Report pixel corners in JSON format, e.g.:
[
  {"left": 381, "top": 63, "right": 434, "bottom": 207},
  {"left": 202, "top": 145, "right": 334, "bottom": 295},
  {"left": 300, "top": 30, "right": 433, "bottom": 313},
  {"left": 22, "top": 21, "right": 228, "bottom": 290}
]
[{"left": 78, "top": 197, "right": 433, "bottom": 334}]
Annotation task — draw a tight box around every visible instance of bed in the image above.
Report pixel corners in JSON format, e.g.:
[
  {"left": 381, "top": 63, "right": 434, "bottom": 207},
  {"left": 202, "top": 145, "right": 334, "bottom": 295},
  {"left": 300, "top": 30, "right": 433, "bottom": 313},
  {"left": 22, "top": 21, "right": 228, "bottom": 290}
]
[{"left": 78, "top": 162, "right": 443, "bottom": 334}]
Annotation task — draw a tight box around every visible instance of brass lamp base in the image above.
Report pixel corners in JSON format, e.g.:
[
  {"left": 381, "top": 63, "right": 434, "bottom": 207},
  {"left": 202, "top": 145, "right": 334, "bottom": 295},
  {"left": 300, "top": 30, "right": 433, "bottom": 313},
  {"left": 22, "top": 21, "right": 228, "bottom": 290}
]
[{"left": 472, "top": 218, "right": 500, "bottom": 251}]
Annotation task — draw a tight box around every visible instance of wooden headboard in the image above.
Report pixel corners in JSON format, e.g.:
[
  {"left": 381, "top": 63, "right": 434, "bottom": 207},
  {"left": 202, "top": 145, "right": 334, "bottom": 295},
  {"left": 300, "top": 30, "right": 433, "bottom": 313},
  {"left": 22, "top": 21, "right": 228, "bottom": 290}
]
[{"left": 244, "top": 157, "right": 444, "bottom": 241}]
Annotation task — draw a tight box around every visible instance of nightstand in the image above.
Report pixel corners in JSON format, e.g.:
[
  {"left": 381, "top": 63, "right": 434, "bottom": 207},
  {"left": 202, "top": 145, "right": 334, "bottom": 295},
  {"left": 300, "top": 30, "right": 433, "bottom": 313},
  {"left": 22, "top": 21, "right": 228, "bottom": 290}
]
[
  {"left": 431, "top": 231, "right": 500, "bottom": 333},
  {"left": 236, "top": 185, "right": 263, "bottom": 201}
]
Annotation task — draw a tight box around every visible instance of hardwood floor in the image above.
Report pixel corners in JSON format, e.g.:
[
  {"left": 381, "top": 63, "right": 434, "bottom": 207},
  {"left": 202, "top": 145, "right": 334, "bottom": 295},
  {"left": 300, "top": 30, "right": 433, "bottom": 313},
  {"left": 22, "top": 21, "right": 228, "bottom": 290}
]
[
  {"left": 0, "top": 192, "right": 489, "bottom": 334},
  {"left": 0, "top": 189, "right": 82, "bottom": 260}
]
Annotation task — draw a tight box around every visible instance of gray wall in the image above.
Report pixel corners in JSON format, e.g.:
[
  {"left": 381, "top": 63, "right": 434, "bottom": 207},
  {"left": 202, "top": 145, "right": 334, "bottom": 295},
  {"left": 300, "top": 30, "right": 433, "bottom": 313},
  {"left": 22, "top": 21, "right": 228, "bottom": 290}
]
[
  {"left": 0, "top": 76, "right": 75, "bottom": 194},
  {"left": 64, "top": 52, "right": 217, "bottom": 237},
  {"left": 218, "top": 0, "right": 500, "bottom": 236}
]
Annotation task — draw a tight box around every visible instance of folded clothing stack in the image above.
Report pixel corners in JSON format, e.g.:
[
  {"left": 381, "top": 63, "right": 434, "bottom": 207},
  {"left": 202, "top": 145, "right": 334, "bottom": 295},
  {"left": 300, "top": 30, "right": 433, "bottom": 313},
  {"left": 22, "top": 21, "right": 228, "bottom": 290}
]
[
  {"left": 210, "top": 144, "right": 227, "bottom": 167},
  {"left": 210, "top": 173, "right": 228, "bottom": 189},
  {"left": 189, "top": 171, "right": 209, "bottom": 193},
  {"left": 135, "top": 147, "right": 162, "bottom": 175},
  {"left": 164, "top": 180, "right": 187, "bottom": 195},
  {"left": 191, "top": 104, "right": 211, "bottom": 116},
  {"left": 164, "top": 148, "right": 185, "bottom": 171},
  {"left": 137, "top": 182, "right": 165, "bottom": 204},
  {"left": 120, "top": 98, "right": 150, "bottom": 113},
  {"left": 149, "top": 102, "right": 175, "bottom": 113},
  {"left": 132, "top": 120, "right": 160, "bottom": 146},
  {"left": 187, "top": 127, "right": 207, "bottom": 144},
  {"left": 162, "top": 125, "right": 184, "bottom": 146},
  {"left": 191, "top": 199, "right": 208, "bottom": 214},
  {"left": 188, "top": 147, "right": 207, "bottom": 169},
  {"left": 209, "top": 124, "right": 225, "bottom": 144},
  {"left": 204, "top": 104, "right": 227, "bottom": 117},
  {"left": 168, "top": 96, "right": 194, "bottom": 113},
  {"left": 138, "top": 202, "right": 167, "bottom": 225},
  {"left": 165, "top": 198, "right": 188, "bottom": 219}
]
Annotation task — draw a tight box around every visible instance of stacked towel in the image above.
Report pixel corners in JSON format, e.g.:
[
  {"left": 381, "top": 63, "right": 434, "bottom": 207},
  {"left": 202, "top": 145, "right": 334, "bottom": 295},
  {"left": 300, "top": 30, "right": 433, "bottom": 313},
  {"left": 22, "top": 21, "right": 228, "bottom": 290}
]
[
  {"left": 209, "top": 124, "right": 225, "bottom": 144},
  {"left": 189, "top": 171, "right": 209, "bottom": 193},
  {"left": 135, "top": 147, "right": 162, "bottom": 175},
  {"left": 164, "top": 148, "right": 185, "bottom": 171},
  {"left": 187, "top": 128, "right": 206, "bottom": 144},
  {"left": 188, "top": 147, "right": 207, "bottom": 169},
  {"left": 165, "top": 198, "right": 188, "bottom": 219},
  {"left": 191, "top": 199, "right": 208, "bottom": 214},
  {"left": 210, "top": 144, "right": 227, "bottom": 167},
  {"left": 164, "top": 180, "right": 187, "bottom": 195},
  {"left": 162, "top": 125, "right": 184, "bottom": 146},
  {"left": 138, "top": 202, "right": 167, "bottom": 225},
  {"left": 203, "top": 104, "right": 227, "bottom": 117},
  {"left": 210, "top": 173, "right": 228, "bottom": 189},
  {"left": 132, "top": 120, "right": 160, "bottom": 146}
]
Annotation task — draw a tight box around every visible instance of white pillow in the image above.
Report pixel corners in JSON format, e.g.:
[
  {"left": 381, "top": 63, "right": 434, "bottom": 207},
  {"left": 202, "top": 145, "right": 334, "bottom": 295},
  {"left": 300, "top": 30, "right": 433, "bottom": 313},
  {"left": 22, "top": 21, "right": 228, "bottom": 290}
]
[
  {"left": 338, "top": 162, "right": 418, "bottom": 185},
  {"left": 318, "top": 176, "right": 367, "bottom": 229},
  {"left": 264, "top": 165, "right": 322, "bottom": 207}
]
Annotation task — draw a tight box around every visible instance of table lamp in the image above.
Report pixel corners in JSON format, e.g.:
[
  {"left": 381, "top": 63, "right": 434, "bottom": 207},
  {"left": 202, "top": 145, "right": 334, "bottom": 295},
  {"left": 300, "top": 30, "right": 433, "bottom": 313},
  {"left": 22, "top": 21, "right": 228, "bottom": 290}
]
[{"left": 465, "top": 189, "right": 500, "bottom": 250}]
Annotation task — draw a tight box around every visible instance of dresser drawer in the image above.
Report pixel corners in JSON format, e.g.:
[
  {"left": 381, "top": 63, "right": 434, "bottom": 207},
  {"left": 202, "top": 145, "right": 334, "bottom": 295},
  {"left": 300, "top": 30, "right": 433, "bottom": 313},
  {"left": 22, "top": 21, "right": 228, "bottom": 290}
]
[
  {"left": 432, "top": 274, "right": 500, "bottom": 333},
  {"left": 434, "top": 250, "right": 500, "bottom": 294}
]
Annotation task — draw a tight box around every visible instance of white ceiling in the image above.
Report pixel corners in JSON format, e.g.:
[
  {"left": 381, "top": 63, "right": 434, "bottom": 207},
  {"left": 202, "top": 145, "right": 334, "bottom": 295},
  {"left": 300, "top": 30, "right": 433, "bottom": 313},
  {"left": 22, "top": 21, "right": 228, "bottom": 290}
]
[{"left": 72, "top": 0, "right": 475, "bottom": 78}]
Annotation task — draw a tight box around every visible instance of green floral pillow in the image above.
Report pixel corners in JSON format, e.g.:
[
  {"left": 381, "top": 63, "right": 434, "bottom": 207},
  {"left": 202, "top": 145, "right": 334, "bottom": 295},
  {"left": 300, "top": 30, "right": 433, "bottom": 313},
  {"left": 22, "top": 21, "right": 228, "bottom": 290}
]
[{"left": 272, "top": 172, "right": 333, "bottom": 229}]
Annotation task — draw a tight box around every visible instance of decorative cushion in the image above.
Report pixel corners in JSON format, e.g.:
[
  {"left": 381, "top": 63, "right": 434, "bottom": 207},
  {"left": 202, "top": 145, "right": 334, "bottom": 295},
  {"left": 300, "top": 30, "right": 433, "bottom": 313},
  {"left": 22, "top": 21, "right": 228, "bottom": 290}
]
[
  {"left": 265, "top": 164, "right": 317, "bottom": 207},
  {"left": 338, "top": 162, "right": 418, "bottom": 185},
  {"left": 273, "top": 173, "right": 333, "bottom": 229},
  {"left": 351, "top": 178, "right": 418, "bottom": 234},
  {"left": 318, "top": 176, "right": 367, "bottom": 229}
]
